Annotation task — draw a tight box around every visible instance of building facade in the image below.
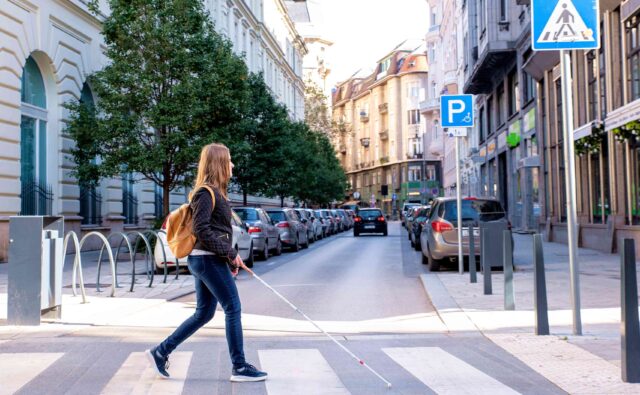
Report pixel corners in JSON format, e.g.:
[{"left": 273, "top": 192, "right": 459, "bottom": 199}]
[
  {"left": 0, "top": 0, "right": 306, "bottom": 261},
  {"left": 332, "top": 46, "right": 441, "bottom": 216}
]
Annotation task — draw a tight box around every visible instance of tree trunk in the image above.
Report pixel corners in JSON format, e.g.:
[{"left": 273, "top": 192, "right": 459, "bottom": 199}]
[
  {"left": 280, "top": 196, "right": 285, "bottom": 207},
  {"left": 163, "top": 181, "right": 171, "bottom": 219},
  {"left": 243, "top": 190, "right": 248, "bottom": 206}
]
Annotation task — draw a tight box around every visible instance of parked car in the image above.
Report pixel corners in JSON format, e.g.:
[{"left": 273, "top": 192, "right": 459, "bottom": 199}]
[
  {"left": 420, "top": 197, "right": 508, "bottom": 272},
  {"left": 233, "top": 207, "right": 282, "bottom": 260},
  {"left": 314, "top": 209, "right": 331, "bottom": 237},
  {"left": 404, "top": 206, "right": 424, "bottom": 235},
  {"left": 295, "top": 208, "right": 316, "bottom": 243},
  {"left": 154, "top": 210, "right": 254, "bottom": 271},
  {"left": 305, "top": 209, "right": 324, "bottom": 240},
  {"left": 401, "top": 202, "right": 422, "bottom": 224},
  {"left": 319, "top": 209, "right": 337, "bottom": 234},
  {"left": 354, "top": 208, "right": 388, "bottom": 236},
  {"left": 336, "top": 209, "right": 353, "bottom": 229},
  {"left": 331, "top": 209, "right": 345, "bottom": 232},
  {"left": 266, "top": 208, "right": 309, "bottom": 251},
  {"left": 410, "top": 206, "right": 431, "bottom": 251}
]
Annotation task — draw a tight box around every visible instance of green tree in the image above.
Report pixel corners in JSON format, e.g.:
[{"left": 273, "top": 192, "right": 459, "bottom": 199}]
[
  {"left": 304, "top": 79, "right": 332, "bottom": 137},
  {"left": 66, "top": 0, "right": 249, "bottom": 217}
]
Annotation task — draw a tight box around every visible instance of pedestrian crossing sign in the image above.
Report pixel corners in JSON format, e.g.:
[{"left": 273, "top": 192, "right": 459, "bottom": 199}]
[{"left": 532, "top": 0, "right": 599, "bottom": 51}]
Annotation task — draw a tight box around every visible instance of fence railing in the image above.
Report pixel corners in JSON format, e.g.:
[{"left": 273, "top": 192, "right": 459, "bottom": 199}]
[
  {"left": 20, "top": 180, "right": 53, "bottom": 216},
  {"left": 80, "top": 186, "right": 103, "bottom": 225}
]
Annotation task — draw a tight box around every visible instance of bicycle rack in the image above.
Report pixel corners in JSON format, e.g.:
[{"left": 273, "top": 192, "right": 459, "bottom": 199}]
[
  {"left": 79, "top": 231, "right": 117, "bottom": 297},
  {"left": 128, "top": 231, "right": 154, "bottom": 290},
  {"left": 62, "top": 231, "right": 87, "bottom": 303},
  {"left": 96, "top": 232, "right": 134, "bottom": 292}
]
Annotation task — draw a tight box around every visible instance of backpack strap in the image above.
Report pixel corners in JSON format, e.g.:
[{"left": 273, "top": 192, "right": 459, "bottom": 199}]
[{"left": 200, "top": 185, "right": 216, "bottom": 211}]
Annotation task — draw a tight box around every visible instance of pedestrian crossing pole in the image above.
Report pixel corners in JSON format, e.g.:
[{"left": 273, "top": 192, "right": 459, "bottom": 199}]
[{"left": 560, "top": 49, "right": 582, "bottom": 335}]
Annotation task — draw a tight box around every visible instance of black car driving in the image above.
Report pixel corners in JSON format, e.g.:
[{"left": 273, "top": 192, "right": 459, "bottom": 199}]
[{"left": 354, "top": 208, "right": 388, "bottom": 236}]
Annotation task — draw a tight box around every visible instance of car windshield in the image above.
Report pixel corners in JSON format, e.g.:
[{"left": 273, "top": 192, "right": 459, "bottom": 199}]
[
  {"left": 442, "top": 200, "right": 506, "bottom": 222},
  {"left": 360, "top": 209, "right": 382, "bottom": 219},
  {"left": 267, "top": 211, "right": 286, "bottom": 222},
  {"left": 416, "top": 208, "right": 430, "bottom": 219},
  {"left": 234, "top": 209, "right": 258, "bottom": 221},
  {"left": 404, "top": 204, "right": 420, "bottom": 212}
]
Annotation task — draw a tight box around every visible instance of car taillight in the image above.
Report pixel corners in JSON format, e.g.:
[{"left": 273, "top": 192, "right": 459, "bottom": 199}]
[
  {"left": 377, "top": 216, "right": 386, "bottom": 222},
  {"left": 354, "top": 217, "right": 362, "bottom": 222},
  {"left": 277, "top": 222, "right": 290, "bottom": 228},
  {"left": 431, "top": 220, "right": 454, "bottom": 233},
  {"left": 248, "top": 226, "right": 262, "bottom": 234}
]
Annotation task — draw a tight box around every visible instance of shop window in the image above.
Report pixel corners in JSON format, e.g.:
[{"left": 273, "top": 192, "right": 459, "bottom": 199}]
[
  {"left": 628, "top": 140, "right": 640, "bottom": 225},
  {"left": 508, "top": 69, "right": 518, "bottom": 117},
  {"left": 426, "top": 165, "right": 437, "bottom": 181},
  {"left": 479, "top": 107, "right": 486, "bottom": 143},
  {"left": 590, "top": 139, "right": 611, "bottom": 224}
]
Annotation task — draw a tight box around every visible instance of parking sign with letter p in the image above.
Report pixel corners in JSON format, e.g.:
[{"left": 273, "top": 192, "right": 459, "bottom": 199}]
[{"left": 441, "top": 95, "right": 474, "bottom": 128}]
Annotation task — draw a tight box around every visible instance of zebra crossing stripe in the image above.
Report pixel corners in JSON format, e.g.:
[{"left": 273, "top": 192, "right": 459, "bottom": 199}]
[
  {"left": 0, "top": 353, "right": 64, "bottom": 395},
  {"left": 383, "top": 347, "right": 521, "bottom": 395},
  {"left": 259, "top": 349, "right": 350, "bottom": 395},
  {"left": 100, "top": 352, "right": 192, "bottom": 395}
]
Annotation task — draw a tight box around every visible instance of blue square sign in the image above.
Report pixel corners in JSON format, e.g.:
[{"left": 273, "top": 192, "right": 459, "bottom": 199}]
[
  {"left": 532, "top": 0, "right": 599, "bottom": 51},
  {"left": 441, "top": 95, "right": 474, "bottom": 128}
]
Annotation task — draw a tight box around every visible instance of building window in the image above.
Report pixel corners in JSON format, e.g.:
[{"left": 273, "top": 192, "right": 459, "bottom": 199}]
[
  {"left": 408, "top": 110, "right": 421, "bottom": 125},
  {"left": 479, "top": 106, "right": 486, "bottom": 143},
  {"left": 555, "top": 79, "right": 564, "bottom": 143},
  {"left": 599, "top": 29, "right": 607, "bottom": 119},
  {"left": 587, "top": 51, "right": 598, "bottom": 121},
  {"left": 523, "top": 71, "right": 535, "bottom": 105},
  {"left": 496, "top": 84, "right": 505, "bottom": 126},
  {"left": 487, "top": 96, "right": 494, "bottom": 134},
  {"left": 122, "top": 173, "right": 138, "bottom": 225},
  {"left": 408, "top": 82, "right": 420, "bottom": 98},
  {"left": 154, "top": 184, "right": 164, "bottom": 220},
  {"left": 408, "top": 165, "right": 422, "bottom": 182},
  {"left": 591, "top": 140, "right": 610, "bottom": 224},
  {"left": 20, "top": 56, "right": 52, "bottom": 216},
  {"left": 380, "top": 57, "right": 392, "bottom": 73},
  {"left": 426, "top": 165, "right": 437, "bottom": 180},
  {"left": 78, "top": 84, "right": 102, "bottom": 226},
  {"left": 500, "top": 0, "right": 507, "bottom": 21},
  {"left": 433, "top": 119, "right": 440, "bottom": 139},
  {"left": 508, "top": 70, "right": 518, "bottom": 117},
  {"left": 478, "top": 0, "right": 486, "bottom": 34},
  {"left": 627, "top": 15, "right": 640, "bottom": 102}
]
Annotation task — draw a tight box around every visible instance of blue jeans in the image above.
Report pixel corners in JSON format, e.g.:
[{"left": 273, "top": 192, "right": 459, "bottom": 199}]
[{"left": 157, "top": 255, "right": 246, "bottom": 367}]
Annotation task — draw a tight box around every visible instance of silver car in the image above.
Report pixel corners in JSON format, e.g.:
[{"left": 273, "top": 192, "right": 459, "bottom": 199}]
[
  {"left": 305, "top": 209, "right": 324, "bottom": 240},
  {"left": 420, "top": 197, "right": 508, "bottom": 272},
  {"left": 314, "top": 209, "right": 330, "bottom": 237},
  {"left": 266, "top": 208, "right": 309, "bottom": 251},
  {"left": 295, "top": 208, "right": 317, "bottom": 243},
  {"left": 234, "top": 207, "right": 282, "bottom": 260}
]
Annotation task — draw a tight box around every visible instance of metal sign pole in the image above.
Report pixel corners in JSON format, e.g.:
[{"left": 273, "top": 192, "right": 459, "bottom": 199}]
[
  {"left": 456, "top": 135, "right": 464, "bottom": 274},
  {"left": 560, "top": 49, "right": 582, "bottom": 335}
]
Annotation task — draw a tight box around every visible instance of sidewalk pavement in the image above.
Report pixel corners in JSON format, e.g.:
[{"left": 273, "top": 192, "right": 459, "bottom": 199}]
[{"left": 420, "top": 233, "right": 640, "bottom": 394}]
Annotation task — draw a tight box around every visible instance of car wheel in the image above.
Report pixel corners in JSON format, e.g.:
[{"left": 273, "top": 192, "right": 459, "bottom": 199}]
[
  {"left": 427, "top": 248, "right": 441, "bottom": 272},
  {"left": 410, "top": 235, "right": 415, "bottom": 247},
  {"left": 274, "top": 239, "right": 282, "bottom": 256},
  {"left": 245, "top": 243, "right": 254, "bottom": 268},
  {"left": 293, "top": 236, "right": 301, "bottom": 252},
  {"left": 413, "top": 235, "right": 421, "bottom": 251},
  {"left": 262, "top": 242, "right": 269, "bottom": 261},
  {"left": 383, "top": 230, "right": 388, "bottom": 237},
  {"left": 421, "top": 251, "right": 429, "bottom": 265},
  {"left": 354, "top": 231, "right": 359, "bottom": 237}
]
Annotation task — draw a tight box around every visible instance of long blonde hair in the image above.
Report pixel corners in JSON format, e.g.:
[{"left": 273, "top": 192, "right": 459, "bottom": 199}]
[{"left": 190, "top": 143, "right": 231, "bottom": 200}]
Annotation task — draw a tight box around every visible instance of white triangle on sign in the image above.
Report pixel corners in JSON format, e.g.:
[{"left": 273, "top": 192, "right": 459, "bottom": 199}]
[{"left": 538, "top": 0, "right": 595, "bottom": 44}]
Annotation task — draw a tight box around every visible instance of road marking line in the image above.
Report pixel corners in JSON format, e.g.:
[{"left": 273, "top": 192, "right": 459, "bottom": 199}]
[
  {"left": 0, "top": 352, "right": 64, "bottom": 395},
  {"left": 259, "top": 349, "right": 350, "bottom": 395},
  {"left": 101, "top": 351, "right": 192, "bottom": 395},
  {"left": 383, "top": 347, "right": 520, "bottom": 395}
]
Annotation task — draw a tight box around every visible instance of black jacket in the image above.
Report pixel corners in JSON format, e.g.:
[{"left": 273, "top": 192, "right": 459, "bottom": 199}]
[{"left": 191, "top": 187, "right": 238, "bottom": 262}]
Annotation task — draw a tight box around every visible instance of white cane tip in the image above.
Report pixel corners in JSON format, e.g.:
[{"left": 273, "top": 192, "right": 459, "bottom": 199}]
[{"left": 387, "top": 383, "right": 392, "bottom": 389}]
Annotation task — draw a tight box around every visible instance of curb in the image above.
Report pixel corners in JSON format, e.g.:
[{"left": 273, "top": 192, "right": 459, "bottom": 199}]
[{"left": 419, "top": 273, "right": 478, "bottom": 333}]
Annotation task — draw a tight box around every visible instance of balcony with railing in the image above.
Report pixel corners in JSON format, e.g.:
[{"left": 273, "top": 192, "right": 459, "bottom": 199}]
[
  {"left": 380, "top": 156, "right": 390, "bottom": 165},
  {"left": 406, "top": 152, "right": 424, "bottom": 160},
  {"left": 20, "top": 180, "right": 53, "bottom": 216},
  {"left": 80, "top": 186, "right": 103, "bottom": 226},
  {"left": 420, "top": 98, "right": 440, "bottom": 113},
  {"left": 379, "top": 130, "right": 389, "bottom": 140},
  {"left": 359, "top": 111, "right": 369, "bottom": 122},
  {"left": 378, "top": 103, "right": 388, "bottom": 114}
]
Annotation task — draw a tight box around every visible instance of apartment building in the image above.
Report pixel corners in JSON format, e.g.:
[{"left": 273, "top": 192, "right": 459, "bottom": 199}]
[
  {"left": 332, "top": 44, "right": 440, "bottom": 216},
  {"left": 0, "top": 0, "right": 306, "bottom": 261}
]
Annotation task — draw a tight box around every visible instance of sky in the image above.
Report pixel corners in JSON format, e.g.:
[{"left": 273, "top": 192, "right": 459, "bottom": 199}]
[{"left": 306, "top": 0, "right": 430, "bottom": 90}]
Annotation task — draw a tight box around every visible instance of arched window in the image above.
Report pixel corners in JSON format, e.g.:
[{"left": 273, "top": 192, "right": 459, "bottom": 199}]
[
  {"left": 78, "top": 83, "right": 103, "bottom": 225},
  {"left": 20, "top": 56, "right": 51, "bottom": 215}
]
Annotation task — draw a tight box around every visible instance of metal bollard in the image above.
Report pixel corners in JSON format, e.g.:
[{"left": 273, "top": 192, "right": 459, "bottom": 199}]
[
  {"left": 482, "top": 228, "right": 492, "bottom": 295},
  {"left": 621, "top": 238, "right": 640, "bottom": 383},
  {"left": 503, "top": 230, "right": 515, "bottom": 310},
  {"left": 469, "top": 224, "right": 477, "bottom": 283},
  {"left": 533, "top": 234, "right": 550, "bottom": 336}
]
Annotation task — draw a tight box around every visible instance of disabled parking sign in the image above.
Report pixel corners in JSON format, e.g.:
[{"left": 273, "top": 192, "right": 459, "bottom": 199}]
[
  {"left": 532, "top": 0, "right": 599, "bottom": 51},
  {"left": 440, "top": 95, "right": 474, "bottom": 128}
]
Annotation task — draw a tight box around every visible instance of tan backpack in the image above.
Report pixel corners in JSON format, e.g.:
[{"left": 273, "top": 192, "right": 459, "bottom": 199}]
[{"left": 166, "top": 185, "right": 216, "bottom": 259}]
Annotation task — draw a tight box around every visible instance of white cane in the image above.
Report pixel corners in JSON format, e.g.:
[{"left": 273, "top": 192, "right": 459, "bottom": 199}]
[{"left": 242, "top": 267, "right": 393, "bottom": 389}]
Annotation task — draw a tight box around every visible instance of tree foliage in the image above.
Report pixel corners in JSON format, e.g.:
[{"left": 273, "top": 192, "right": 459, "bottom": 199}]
[{"left": 66, "top": 0, "right": 346, "bottom": 217}]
